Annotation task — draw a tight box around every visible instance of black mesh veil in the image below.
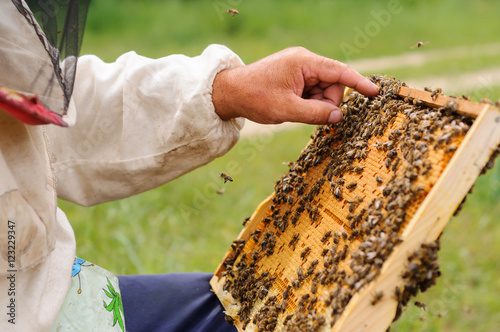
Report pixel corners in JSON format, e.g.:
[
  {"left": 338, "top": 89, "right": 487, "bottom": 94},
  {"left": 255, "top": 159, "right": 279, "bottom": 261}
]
[{"left": 6, "top": 0, "right": 90, "bottom": 116}]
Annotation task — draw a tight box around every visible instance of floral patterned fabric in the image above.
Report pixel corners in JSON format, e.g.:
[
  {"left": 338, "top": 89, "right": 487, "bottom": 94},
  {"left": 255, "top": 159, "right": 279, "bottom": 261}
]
[{"left": 51, "top": 258, "right": 125, "bottom": 332}]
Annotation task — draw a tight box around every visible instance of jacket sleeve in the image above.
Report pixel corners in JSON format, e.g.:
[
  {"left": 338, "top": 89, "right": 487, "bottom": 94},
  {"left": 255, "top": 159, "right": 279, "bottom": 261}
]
[{"left": 46, "top": 44, "right": 245, "bottom": 206}]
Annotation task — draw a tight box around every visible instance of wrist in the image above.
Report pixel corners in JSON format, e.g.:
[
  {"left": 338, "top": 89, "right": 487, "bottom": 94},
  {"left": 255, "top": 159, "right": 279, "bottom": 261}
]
[{"left": 213, "top": 68, "right": 239, "bottom": 121}]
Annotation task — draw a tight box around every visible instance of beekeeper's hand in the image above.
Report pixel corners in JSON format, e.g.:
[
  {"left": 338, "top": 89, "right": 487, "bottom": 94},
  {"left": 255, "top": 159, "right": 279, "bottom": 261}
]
[{"left": 213, "top": 47, "right": 379, "bottom": 125}]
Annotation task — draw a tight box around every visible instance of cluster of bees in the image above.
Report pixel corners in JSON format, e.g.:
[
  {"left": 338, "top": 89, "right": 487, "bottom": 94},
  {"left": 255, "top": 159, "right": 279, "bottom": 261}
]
[{"left": 217, "top": 75, "right": 484, "bottom": 332}]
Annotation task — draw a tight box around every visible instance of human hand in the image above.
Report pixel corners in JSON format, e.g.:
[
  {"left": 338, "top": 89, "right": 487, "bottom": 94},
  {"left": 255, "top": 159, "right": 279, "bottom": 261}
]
[{"left": 213, "top": 47, "right": 379, "bottom": 125}]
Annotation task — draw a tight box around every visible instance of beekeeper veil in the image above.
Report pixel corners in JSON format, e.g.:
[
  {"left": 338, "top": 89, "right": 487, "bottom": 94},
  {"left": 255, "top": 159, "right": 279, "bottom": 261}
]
[{"left": 0, "top": 0, "right": 89, "bottom": 126}]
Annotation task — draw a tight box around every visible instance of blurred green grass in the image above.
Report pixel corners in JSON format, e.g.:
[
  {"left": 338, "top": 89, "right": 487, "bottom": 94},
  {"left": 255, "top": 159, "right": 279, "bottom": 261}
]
[
  {"left": 82, "top": 0, "right": 500, "bottom": 63},
  {"left": 61, "top": 0, "right": 500, "bottom": 331}
]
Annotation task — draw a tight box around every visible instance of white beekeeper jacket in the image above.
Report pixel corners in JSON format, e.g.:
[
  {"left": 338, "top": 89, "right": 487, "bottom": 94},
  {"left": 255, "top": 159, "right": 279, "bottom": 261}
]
[{"left": 0, "top": 1, "right": 244, "bottom": 331}]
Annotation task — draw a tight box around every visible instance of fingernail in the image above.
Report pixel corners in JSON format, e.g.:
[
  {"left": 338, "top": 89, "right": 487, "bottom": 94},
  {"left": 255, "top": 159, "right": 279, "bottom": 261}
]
[{"left": 328, "top": 110, "right": 342, "bottom": 123}]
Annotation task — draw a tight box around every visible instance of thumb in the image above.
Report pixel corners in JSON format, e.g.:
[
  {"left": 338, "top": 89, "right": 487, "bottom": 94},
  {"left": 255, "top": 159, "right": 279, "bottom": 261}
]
[{"left": 289, "top": 96, "right": 343, "bottom": 125}]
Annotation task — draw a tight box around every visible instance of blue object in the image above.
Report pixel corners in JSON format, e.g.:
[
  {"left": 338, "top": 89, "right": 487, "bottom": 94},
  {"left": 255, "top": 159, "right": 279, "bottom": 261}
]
[
  {"left": 117, "top": 273, "right": 237, "bottom": 332},
  {"left": 72, "top": 257, "right": 86, "bottom": 277}
]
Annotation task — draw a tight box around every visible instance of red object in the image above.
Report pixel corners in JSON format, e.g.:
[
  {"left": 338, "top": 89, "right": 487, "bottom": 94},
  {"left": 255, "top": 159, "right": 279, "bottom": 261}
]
[{"left": 0, "top": 86, "right": 68, "bottom": 127}]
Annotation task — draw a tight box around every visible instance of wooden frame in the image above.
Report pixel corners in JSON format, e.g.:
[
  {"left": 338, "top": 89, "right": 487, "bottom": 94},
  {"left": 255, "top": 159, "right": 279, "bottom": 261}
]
[
  {"left": 333, "top": 91, "right": 499, "bottom": 331},
  {"left": 210, "top": 86, "right": 500, "bottom": 332}
]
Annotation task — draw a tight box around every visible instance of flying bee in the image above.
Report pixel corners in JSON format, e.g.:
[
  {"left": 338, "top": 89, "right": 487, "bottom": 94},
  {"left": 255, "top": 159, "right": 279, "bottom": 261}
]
[
  {"left": 411, "top": 41, "right": 429, "bottom": 49},
  {"left": 220, "top": 173, "right": 233, "bottom": 183},
  {"left": 226, "top": 8, "right": 239, "bottom": 17},
  {"left": 414, "top": 301, "right": 427, "bottom": 311}
]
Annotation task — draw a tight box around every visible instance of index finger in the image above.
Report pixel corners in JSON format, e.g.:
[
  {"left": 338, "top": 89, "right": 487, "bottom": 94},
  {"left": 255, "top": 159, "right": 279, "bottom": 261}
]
[{"left": 311, "top": 56, "right": 379, "bottom": 97}]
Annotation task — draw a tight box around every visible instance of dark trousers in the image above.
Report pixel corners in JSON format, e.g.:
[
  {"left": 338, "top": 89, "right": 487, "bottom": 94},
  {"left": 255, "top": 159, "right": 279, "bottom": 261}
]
[{"left": 118, "top": 273, "right": 237, "bottom": 332}]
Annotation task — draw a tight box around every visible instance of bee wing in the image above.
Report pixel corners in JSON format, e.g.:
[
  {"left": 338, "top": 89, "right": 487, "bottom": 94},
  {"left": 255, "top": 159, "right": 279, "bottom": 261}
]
[{"left": 410, "top": 41, "right": 430, "bottom": 49}]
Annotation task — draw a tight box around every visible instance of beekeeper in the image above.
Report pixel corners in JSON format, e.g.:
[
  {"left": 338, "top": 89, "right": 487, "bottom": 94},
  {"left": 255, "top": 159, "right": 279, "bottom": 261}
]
[{"left": 0, "top": 1, "right": 378, "bottom": 331}]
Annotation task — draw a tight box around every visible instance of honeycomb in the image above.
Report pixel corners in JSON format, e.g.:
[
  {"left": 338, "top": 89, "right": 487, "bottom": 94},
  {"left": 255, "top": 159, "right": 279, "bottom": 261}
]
[{"left": 211, "top": 75, "right": 500, "bottom": 332}]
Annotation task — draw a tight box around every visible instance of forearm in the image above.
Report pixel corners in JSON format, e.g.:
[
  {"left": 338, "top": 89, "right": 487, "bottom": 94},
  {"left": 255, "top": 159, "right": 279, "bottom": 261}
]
[{"left": 47, "top": 45, "right": 245, "bottom": 206}]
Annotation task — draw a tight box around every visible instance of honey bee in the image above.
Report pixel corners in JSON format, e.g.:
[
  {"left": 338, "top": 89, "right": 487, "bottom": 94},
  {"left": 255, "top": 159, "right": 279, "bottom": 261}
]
[
  {"left": 297, "top": 266, "right": 304, "bottom": 279},
  {"left": 346, "top": 182, "right": 357, "bottom": 190},
  {"left": 414, "top": 301, "right": 427, "bottom": 310},
  {"left": 411, "top": 41, "right": 429, "bottom": 49},
  {"left": 220, "top": 173, "right": 233, "bottom": 183},
  {"left": 226, "top": 8, "right": 239, "bottom": 17},
  {"left": 444, "top": 146, "right": 457, "bottom": 153},
  {"left": 355, "top": 166, "right": 364, "bottom": 173},
  {"left": 289, "top": 233, "right": 300, "bottom": 248},
  {"left": 333, "top": 231, "right": 340, "bottom": 244},
  {"left": 301, "top": 247, "right": 311, "bottom": 259},
  {"left": 371, "top": 291, "right": 384, "bottom": 305},
  {"left": 225, "top": 315, "right": 235, "bottom": 325},
  {"left": 283, "top": 285, "right": 292, "bottom": 300},
  {"left": 431, "top": 88, "right": 442, "bottom": 101},
  {"left": 321, "top": 231, "right": 332, "bottom": 243},
  {"left": 445, "top": 99, "right": 459, "bottom": 112},
  {"left": 333, "top": 186, "right": 343, "bottom": 199},
  {"left": 311, "top": 282, "right": 317, "bottom": 294},
  {"left": 350, "top": 229, "right": 359, "bottom": 239},
  {"left": 393, "top": 286, "right": 403, "bottom": 301}
]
